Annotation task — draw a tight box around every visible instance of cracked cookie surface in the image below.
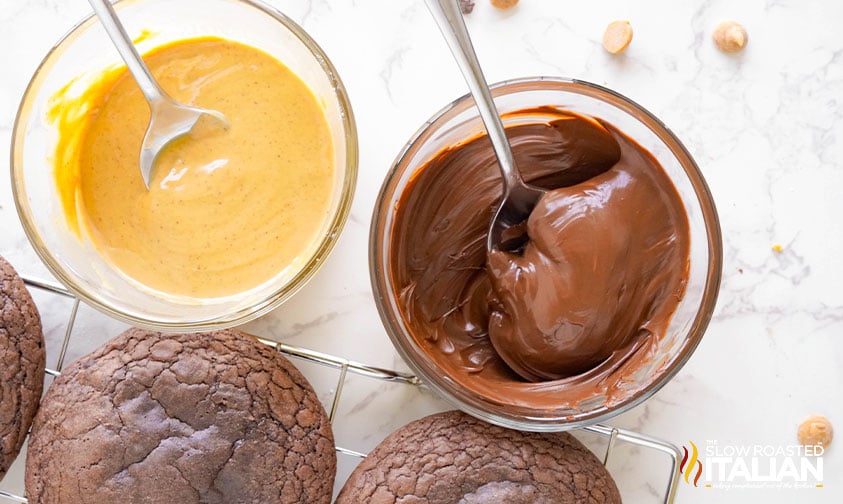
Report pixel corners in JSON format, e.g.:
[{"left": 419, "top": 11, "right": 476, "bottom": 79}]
[
  {"left": 337, "top": 410, "right": 621, "bottom": 504},
  {"left": 0, "top": 256, "right": 45, "bottom": 480},
  {"left": 25, "top": 328, "right": 336, "bottom": 503}
]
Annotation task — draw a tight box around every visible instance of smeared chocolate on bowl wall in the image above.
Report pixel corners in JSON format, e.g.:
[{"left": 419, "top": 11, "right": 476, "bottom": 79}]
[{"left": 389, "top": 107, "right": 690, "bottom": 409}]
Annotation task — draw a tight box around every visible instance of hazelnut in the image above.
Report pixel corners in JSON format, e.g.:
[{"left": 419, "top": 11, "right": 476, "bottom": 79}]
[
  {"left": 713, "top": 21, "right": 747, "bottom": 53},
  {"left": 603, "top": 20, "right": 633, "bottom": 55},
  {"left": 798, "top": 415, "right": 833, "bottom": 448},
  {"left": 490, "top": 0, "right": 518, "bottom": 9},
  {"left": 460, "top": 0, "right": 475, "bottom": 14}
]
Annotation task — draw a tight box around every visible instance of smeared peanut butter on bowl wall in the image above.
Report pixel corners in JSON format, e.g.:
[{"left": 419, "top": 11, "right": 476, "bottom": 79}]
[{"left": 50, "top": 37, "right": 335, "bottom": 298}]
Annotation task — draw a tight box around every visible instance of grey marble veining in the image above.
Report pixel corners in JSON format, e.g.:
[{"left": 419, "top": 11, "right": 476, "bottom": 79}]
[{"left": 1, "top": 0, "right": 840, "bottom": 502}]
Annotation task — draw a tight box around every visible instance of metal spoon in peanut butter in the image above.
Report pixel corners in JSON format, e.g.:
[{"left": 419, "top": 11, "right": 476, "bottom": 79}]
[{"left": 88, "top": 0, "right": 228, "bottom": 189}]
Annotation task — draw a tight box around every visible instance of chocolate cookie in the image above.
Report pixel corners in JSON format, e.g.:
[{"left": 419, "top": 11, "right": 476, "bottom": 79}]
[
  {"left": 25, "top": 328, "right": 336, "bottom": 503},
  {"left": 0, "top": 255, "right": 45, "bottom": 480},
  {"left": 338, "top": 411, "right": 621, "bottom": 503}
]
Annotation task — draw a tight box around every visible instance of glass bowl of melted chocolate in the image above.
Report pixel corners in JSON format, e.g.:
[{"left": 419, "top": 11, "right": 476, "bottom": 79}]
[{"left": 371, "top": 77, "right": 722, "bottom": 430}]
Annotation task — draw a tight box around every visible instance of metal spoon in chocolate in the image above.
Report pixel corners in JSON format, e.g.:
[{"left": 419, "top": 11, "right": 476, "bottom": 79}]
[
  {"left": 87, "top": 0, "right": 229, "bottom": 189},
  {"left": 425, "top": 0, "right": 545, "bottom": 252}
]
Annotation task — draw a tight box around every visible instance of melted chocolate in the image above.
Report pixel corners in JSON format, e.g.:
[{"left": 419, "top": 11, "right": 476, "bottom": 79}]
[{"left": 390, "top": 108, "right": 690, "bottom": 409}]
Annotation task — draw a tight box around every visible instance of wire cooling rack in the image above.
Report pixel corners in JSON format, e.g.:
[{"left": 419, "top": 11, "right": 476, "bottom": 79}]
[{"left": 0, "top": 276, "right": 683, "bottom": 504}]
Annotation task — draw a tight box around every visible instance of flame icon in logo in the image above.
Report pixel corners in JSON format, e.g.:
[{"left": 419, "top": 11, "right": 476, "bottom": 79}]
[{"left": 680, "top": 441, "right": 703, "bottom": 487}]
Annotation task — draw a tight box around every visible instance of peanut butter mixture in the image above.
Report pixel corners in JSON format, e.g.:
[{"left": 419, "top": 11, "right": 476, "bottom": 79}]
[{"left": 52, "top": 38, "right": 335, "bottom": 298}]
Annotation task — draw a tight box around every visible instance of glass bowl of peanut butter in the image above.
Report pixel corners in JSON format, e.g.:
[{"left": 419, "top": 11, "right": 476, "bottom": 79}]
[
  {"left": 12, "top": 0, "right": 357, "bottom": 330},
  {"left": 371, "top": 77, "right": 722, "bottom": 431}
]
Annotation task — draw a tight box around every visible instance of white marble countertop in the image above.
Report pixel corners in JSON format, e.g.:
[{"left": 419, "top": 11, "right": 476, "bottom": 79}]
[{"left": 1, "top": 0, "right": 841, "bottom": 502}]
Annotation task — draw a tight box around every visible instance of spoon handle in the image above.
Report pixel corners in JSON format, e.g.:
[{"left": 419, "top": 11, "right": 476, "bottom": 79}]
[
  {"left": 87, "top": 0, "right": 166, "bottom": 103},
  {"left": 424, "top": 0, "right": 522, "bottom": 189}
]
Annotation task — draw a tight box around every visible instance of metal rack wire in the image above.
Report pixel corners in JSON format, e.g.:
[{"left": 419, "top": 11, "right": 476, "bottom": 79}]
[{"left": 0, "top": 276, "right": 682, "bottom": 503}]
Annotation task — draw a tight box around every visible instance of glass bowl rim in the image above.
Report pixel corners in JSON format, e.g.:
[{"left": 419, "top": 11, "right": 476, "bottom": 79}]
[{"left": 11, "top": 0, "right": 359, "bottom": 331}]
